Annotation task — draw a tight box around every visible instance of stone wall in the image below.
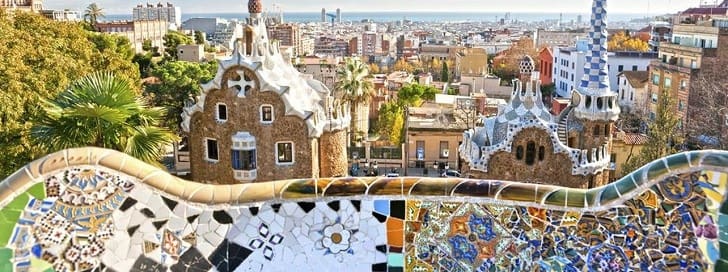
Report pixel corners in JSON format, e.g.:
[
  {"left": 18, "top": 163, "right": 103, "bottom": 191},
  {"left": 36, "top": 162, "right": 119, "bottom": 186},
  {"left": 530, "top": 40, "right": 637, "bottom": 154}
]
[
  {"left": 189, "top": 66, "right": 313, "bottom": 184},
  {"left": 471, "top": 127, "right": 607, "bottom": 188},
  {"left": 319, "top": 130, "right": 348, "bottom": 178}
]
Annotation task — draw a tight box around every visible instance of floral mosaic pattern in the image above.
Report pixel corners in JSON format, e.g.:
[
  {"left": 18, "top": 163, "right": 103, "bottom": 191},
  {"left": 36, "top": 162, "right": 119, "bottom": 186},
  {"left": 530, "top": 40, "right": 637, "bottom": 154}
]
[{"left": 0, "top": 149, "right": 727, "bottom": 271}]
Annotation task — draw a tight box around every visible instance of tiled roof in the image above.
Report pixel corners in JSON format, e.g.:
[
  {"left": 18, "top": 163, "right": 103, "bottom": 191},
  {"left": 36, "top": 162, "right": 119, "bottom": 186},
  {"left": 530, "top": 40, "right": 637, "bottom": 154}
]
[
  {"left": 617, "top": 132, "right": 649, "bottom": 145},
  {"left": 620, "top": 71, "right": 649, "bottom": 89},
  {"left": 681, "top": 7, "right": 728, "bottom": 15}
]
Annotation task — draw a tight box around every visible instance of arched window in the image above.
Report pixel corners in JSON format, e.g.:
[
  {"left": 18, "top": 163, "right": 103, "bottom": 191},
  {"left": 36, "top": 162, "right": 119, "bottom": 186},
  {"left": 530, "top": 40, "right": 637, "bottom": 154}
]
[
  {"left": 525, "top": 142, "right": 536, "bottom": 165},
  {"left": 604, "top": 124, "right": 610, "bottom": 135},
  {"left": 538, "top": 146, "right": 545, "bottom": 161},
  {"left": 516, "top": 146, "right": 524, "bottom": 160},
  {"left": 593, "top": 126, "right": 600, "bottom": 136}
]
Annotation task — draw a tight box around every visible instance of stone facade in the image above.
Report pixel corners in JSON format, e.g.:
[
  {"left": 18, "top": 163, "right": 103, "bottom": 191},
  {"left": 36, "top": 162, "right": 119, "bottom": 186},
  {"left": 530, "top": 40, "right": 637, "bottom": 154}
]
[
  {"left": 319, "top": 130, "right": 348, "bottom": 178},
  {"left": 183, "top": 0, "right": 350, "bottom": 184},
  {"left": 467, "top": 127, "right": 607, "bottom": 188},
  {"left": 189, "top": 67, "right": 314, "bottom": 184}
]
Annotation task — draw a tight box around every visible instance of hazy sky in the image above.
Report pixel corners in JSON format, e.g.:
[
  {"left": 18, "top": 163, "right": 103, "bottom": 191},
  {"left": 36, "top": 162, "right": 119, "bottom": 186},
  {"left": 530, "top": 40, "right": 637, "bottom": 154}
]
[{"left": 48, "top": 0, "right": 701, "bottom": 15}]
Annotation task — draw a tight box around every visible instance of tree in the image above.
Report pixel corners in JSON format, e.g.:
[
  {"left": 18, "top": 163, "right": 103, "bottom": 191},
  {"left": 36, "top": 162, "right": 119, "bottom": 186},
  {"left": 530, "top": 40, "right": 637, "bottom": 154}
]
[
  {"left": 0, "top": 10, "right": 141, "bottom": 179},
  {"left": 368, "top": 63, "right": 381, "bottom": 74},
  {"left": 194, "top": 31, "right": 205, "bottom": 45},
  {"left": 608, "top": 31, "right": 649, "bottom": 52},
  {"left": 684, "top": 76, "right": 728, "bottom": 149},
  {"left": 376, "top": 103, "right": 405, "bottom": 145},
  {"left": 622, "top": 88, "right": 681, "bottom": 174},
  {"left": 163, "top": 31, "right": 193, "bottom": 60},
  {"left": 441, "top": 61, "right": 450, "bottom": 82},
  {"left": 393, "top": 58, "right": 414, "bottom": 73},
  {"left": 31, "top": 72, "right": 177, "bottom": 166},
  {"left": 397, "top": 84, "right": 440, "bottom": 106},
  {"left": 145, "top": 61, "right": 218, "bottom": 132},
  {"left": 492, "top": 37, "right": 538, "bottom": 81},
  {"left": 84, "top": 3, "right": 104, "bottom": 27},
  {"left": 336, "top": 58, "right": 374, "bottom": 143}
]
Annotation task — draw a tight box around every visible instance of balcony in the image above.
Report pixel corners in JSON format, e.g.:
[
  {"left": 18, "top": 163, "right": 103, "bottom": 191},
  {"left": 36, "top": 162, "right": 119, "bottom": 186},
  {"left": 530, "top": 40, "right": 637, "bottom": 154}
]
[
  {"left": 660, "top": 42, "right": 718, "bottom": 57},
  {"left": 650, "top": 60, "right": 695, "bottom": 74}
]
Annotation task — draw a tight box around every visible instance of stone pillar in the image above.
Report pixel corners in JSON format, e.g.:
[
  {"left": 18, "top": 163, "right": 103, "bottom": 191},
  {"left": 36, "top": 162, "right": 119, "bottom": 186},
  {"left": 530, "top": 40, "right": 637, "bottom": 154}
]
[{"left": 319, "top": 130, "right": 348, "bottom": 178}]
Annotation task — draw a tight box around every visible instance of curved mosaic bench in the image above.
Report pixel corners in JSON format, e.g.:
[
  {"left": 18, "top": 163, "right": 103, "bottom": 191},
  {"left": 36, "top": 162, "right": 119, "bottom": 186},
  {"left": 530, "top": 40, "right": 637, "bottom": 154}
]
[{"left": 0, "top": 147, "right": 727, "bottom": 271}]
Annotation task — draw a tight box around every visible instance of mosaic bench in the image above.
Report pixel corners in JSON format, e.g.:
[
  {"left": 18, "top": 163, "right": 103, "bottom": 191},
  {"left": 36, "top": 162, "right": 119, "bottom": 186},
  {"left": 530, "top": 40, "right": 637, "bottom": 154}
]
[{"left": 0, "top": 147, "right": 727, "bottom": 271}]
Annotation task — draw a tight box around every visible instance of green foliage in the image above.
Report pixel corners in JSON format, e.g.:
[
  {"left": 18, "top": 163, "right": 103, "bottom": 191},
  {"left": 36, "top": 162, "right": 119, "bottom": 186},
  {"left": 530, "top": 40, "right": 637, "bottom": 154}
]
[
  {"left": 447, "top": 87, "right": 459, "bottom": 95},
  {"left": 142, "top": 39, "right": 152, "bottom": 51},
  {"left": 540, "top": 83, "right": 555, "bottom": 97},
  {"left": 622, "top": 88, "right": 681, "bottom": 174},
  {"left": 336, "top": 58, "right": 374, "bottom": 143},
  {"left": 163, "top": 31, "right": 193, "bottom": 60},
  {"left": 31, "top": 72, "right": 177, "bottom": 166},
  {"left": 194, "top": 31, "right": 205, "bottom": 45},
  {"left": 0, "top": 10, "right": 140, "bottom": 179},
  {"left": 377, "top": 103, "right": 405, "bottom": 145},
  {"left": 144, "top": 60, "right": 218, "bottom": 132},
  {"left": 397, "top": 84, "right": 440, "bottom": 106},
  {"left": 441, "top": 62, "right": 449, "bottom": 82},
  {"left": 133, "top": 53, "right": 154, "bottom": 78}
]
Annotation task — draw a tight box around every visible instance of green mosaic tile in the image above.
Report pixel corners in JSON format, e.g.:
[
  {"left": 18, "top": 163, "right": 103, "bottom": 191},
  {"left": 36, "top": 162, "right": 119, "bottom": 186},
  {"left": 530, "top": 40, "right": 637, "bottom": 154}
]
[
  {"left": 30, "top": 257, "right": 54, "bottom": 271},
  {"left": 614, "top": 176, "right": 637, "bottom": 196},
  {"left": 702, "top": 151, "right": 728, "bottom": 169},
  {"left": 599, "top": 184, "right": 620, "bottom": 205},
  {"left": 27, "top": 182, "right": 46, "bottom": 200},
  {"left": 646, "top": 160, "right": 669, "bottom": 182},
  {"left": 0, "top": 193, "right": 29, "bottom": 247},
  {"left": 717, "top": 260, "right": 728, "bottom": 272},
  {"left": 388, "top": 253, "right": 404, "bottom": 267},
  {"left": 0, "top": 248, "right": 12, "bottom": 272},
  {"left": 721, "top": 241, "right": 728, "bottom": 262},
  {"left": 664, "top": 153, "right": 690, "bottom": 172}
]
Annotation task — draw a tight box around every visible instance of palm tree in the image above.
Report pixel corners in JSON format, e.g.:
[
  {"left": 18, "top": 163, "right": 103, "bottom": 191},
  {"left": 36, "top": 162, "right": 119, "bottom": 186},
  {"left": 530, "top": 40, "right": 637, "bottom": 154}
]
[
  {"left": 32, "top": 72, "right": 178, "bottom": 166},
  {"left": 336, "top": 57, "right": 374, "bottom": 144},
  {"left": 84, "top": 3, "right": 104, "bottom": 27}
]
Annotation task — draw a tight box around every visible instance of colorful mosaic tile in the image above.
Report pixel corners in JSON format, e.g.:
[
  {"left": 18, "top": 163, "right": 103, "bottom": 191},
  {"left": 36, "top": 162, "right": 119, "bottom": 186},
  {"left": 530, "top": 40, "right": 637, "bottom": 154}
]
[{"left": 0, "top": 149, "right": 726, "bottom": 271}]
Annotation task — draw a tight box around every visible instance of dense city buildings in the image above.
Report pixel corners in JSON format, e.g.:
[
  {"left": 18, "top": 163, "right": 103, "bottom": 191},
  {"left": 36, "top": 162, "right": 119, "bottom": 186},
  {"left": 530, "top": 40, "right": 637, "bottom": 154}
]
[
  {"left": 39, "top": 9, "right": 80, "bottom": 21},
  {"left": 0, "top": 0, "right": 42, "bottom": 12},
  {"left": 648, "top": 20, "right": 728, "bottom": 128},
  {"left": 95, "top": 20, "right": 168, "bottom": 53},
  {"left": 133, "top": 2, "right": 182, "bottom": 29}
]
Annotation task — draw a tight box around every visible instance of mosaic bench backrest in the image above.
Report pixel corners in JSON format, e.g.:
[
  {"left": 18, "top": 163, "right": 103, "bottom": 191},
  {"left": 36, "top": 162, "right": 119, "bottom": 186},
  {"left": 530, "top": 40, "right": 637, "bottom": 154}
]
[{"left": 0, "top": 147, "right": 727, "bottom": 271}]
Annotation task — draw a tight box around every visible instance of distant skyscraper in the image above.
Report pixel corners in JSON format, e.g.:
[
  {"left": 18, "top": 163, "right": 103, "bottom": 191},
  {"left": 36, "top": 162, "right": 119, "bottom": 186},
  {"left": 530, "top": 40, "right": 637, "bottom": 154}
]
[
  {"left": 321, "top": 8, "right": 326, "bottom": 22},
  {"left": 1, "top": 0, "right": 42, "bottom": 12},
  {"left": 336, "top": 8, "right": 341, "bottom": 23},
  {"left": 577, "top": 14, "right": 583, "bottom": 25}
]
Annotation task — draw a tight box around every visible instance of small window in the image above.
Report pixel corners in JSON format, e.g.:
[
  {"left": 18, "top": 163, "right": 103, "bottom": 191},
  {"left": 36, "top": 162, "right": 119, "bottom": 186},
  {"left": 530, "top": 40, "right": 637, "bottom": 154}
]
[
  {"left": 605, "top": 124, "right": 610, "bottom": 135},
  {"left": 678, "top": 100, "right": 684, "bottom": 111},
  {"left": 276, "top": 142, "right": 294, "bottom": 164},
  {"left": 593, "top": 126, "right": 600, "bottom": 136},
  {"left": 664, "top": 78, "right": 672, "bottom": 89},
  {"left": 217, "top": 103, "right": 228, "bottom": 122},
  {"left": 651, "top": 93, "right": 658, "bottom": 103},
  {"left": 652, "top": 74, "right": 660, "bottom": 85},
  {"left": 260, "top": 104, "right": 274, "bottom": 123},
  {"left": 632, "top": 65, "right": 638, "bottom": 71},
  {"left": 618, "top": 65, "right": 624, "bottom": 72},
  {"left": 538, "top": 146, "right": 545, "bottom": 161},
  {"left": 439, "top": 141, "right": 449, "bottom": 158},
  {"left": 649, "top": 112, "right": 656, "bottom": 120},
  {"left": 680, "top": 80, "right": 687, "bottom": 90},
  {"left": 525, "top": 142, "right": 536, "bottom": 165},
  {"left": 206, "top": 138, "right": 219, "bottom": 161},
  {"left": 516, "top": 146, "right": 524, "bottom": 160}
]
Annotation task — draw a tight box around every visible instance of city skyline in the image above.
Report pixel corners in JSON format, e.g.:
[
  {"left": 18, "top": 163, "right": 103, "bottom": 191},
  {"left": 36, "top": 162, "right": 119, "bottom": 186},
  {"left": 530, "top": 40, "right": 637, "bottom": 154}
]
[{"left": 48, "top": 0, "right": 699, "bottom": 15}]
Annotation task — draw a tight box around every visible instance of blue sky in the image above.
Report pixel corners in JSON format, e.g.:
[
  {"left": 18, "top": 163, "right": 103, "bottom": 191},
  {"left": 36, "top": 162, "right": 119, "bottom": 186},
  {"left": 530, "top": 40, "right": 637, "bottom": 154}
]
[{"left": 48, "top": 0, "right": 700, "bottom": 14}]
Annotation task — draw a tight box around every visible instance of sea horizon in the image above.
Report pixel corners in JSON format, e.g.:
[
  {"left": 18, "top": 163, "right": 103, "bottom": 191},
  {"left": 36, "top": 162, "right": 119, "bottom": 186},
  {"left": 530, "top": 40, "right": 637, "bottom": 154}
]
[{"left": 103, "top": 11, "right": 657, "bottom": 23}]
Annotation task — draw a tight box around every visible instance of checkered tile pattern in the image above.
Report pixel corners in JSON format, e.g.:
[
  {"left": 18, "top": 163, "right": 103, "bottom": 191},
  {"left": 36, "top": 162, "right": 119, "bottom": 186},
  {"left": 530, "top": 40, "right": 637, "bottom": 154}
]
[{"left": 579, "top": 0, "right": 610, "bottom": 93}]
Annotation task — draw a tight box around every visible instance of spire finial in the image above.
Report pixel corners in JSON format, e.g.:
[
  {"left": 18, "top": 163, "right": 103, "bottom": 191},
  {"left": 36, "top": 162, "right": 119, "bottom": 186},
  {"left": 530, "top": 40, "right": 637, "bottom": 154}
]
[{"left": 248, "top": 0, "right": 263, "bottom": 14}]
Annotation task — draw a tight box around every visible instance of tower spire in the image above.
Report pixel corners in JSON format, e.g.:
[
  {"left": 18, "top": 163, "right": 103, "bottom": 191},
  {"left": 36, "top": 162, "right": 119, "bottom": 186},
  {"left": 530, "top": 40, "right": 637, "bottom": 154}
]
[
  {"left": 580, "top": 0, "right": 610, "bottom": 93},
  {"left": 572, "top": 0, "right": 620, "bottom": 121}
]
